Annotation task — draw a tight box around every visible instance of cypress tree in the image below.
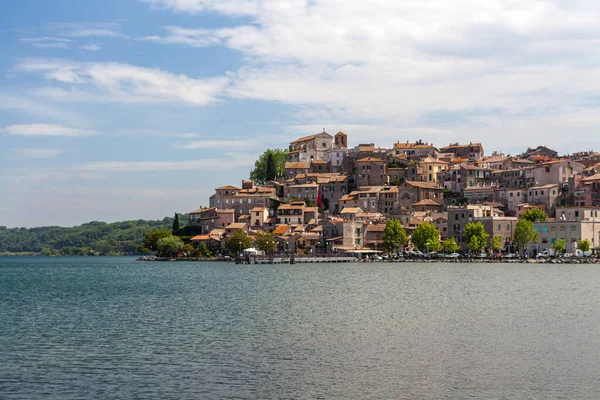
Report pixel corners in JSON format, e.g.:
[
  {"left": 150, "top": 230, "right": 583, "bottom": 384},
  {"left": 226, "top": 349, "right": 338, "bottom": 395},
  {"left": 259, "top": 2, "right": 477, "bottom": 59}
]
[
  {"left": 172, "top": 213, "right": 180, "bottom": 234},
  {"left": 265, "top": 152, "right": 276, "bottom": 182}
]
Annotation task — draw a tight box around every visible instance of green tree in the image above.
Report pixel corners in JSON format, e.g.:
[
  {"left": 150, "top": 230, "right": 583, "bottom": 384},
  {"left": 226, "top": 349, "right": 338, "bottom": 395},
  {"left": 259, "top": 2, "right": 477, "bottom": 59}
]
[
  {"left": 443, "top": 238, "right": 459, "bottom": 253},
  {"left": 249, "top": 149, "right": 287, "bottom": 184},
  {"left": 226, "top": 229, "right": 252, "bottom": 254},
  {"left": 265, "top": 153, "right": 276, "bottom": 182},
  {"left": 181, "top": 243, "right": 194, "bottom": 255},
  {"left": 255, "top": 230, "right": 277, "bottom": 254},
  {"left": 464, "top": 222, "right": 489, "bottom": 253},
  {"left": 513, "top": 218, "right": 537, "bottom": 254},
  {"left": 382, "top": 218, "right": 407, "bottom": 253},
  {"left": 143, "top": 229, "right": 172, "bottom": 252},
  {"left": 195, "top": 242, "right": 214, "bottom": 258},
  {"left": 468, "top": 236, "right": 481, "bottom": 253},
  {"left": 172, "top": 213, "right": 180, "bottom": 233},
  {"left": 552, "top": 238, "right": 566, "bottom": 255},
  {"left": 577, "top": 239, "right": 591, "bottom": 252},
  {"left": 490, "top": 235, "right": 503, "bottom": 253},
  {"left": 156, "top": 235, "right": 184, "bottom": 257},
  {"left": 411, "top": 222, "right": 441, "bottom": 252},
  {"left": 522, "top": 208, "right": 548, "bottom": 222}
]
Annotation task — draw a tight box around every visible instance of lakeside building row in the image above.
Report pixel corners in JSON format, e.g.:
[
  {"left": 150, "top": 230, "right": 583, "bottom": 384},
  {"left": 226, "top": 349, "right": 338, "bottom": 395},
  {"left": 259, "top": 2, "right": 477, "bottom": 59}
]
[{"left": 188, "top": 130, "right": 600, "bottom": 256}]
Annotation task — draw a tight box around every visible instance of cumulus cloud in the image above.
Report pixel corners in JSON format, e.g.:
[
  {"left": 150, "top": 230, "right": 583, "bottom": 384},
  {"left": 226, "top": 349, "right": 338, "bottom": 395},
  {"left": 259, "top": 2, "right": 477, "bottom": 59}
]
[
  {"left": 142, "top": 0, "right": 258, "bottom": 16},
  {"left": 5, "top": 124, "right": 99, "bottom": 137},
  {"left": 15, "top": 58, "right": 229, "bottom": 105},
  {"left": 139, "top": 0, "right": 600, "bottom": 149}
]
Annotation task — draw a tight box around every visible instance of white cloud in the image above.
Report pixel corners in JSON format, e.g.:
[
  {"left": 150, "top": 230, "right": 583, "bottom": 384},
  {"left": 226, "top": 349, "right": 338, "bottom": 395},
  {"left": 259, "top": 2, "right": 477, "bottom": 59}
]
[
  {"left": 139, "top": 0, "right": 600, "bottom": 150},
  {"left": 20, "top": 37, "right": 71, "bottom": 48},
  {"left": 173, "top": 139, "right": 258, "bottom": 149},
  {"left": 47, "top": 22, "right": 127, "bottom": 39},
  {"left": 78, "top": 156, "right": 254, "bottom": 172},
  {"left": 142, "top": 0, "right": 258, "bottom": 16},
  {"left": 15, "top": 58, "right": 229, "bottom": 105},
  {"left": 10, "top": 148, "right": 63, "bottom": 158},
  {"left": 6, "top": 124, "right": 99, "bottom": 137},
  {"left": 139, "top": 26, "right": 224, "bottom": 47},
  {"left": 79, "top": 43, "right": 101, "bottom": 51}
]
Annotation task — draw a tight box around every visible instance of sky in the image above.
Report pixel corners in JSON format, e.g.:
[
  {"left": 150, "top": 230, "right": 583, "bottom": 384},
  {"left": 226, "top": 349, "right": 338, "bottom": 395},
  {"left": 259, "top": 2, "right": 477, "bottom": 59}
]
[{"left": 2, "top": 0, "right": 600, "bottom": 227}]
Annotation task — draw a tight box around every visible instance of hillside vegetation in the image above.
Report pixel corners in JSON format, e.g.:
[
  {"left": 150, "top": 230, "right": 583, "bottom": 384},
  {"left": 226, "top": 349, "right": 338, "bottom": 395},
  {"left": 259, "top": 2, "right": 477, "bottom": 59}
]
[{"left": 0, "top": 217, "right": 177, "bottom": 256}]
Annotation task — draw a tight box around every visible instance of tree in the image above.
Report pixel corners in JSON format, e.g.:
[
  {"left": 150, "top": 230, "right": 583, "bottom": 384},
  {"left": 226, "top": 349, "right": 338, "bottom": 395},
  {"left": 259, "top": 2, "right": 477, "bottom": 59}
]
[
  {"left": 577, "top": 239, "right": 591, "bottom": 252},
  {"left": 513, "top": 218, "right": 537, "bottom": 254},
  {"left": 411, "top": 222, "right": 441, "bottom": 252},
  {"left": 249, "top": 149, "right": 287, "bottom": 184},
  {"left": 156, "top": 235, "right": 184, "bottom": 257},
  {"left": 382, "top": 218, "right": 407, "bottom": 253},
  {"left": 443, "top": 238, "right": 459, "bottom": 253},
  {"left": 522, "top": 208, "right": 548, "bottom": 222},
  {"left": 265, "top": 153, "right": 276, "bottom": 182},
  {"left": 552, "top": 238, "right": 566, "bottom": 255},
  {"left": 143, "top": 229, "right": 172, "bottom": 252},
  {"left": 490, "top": 235, "right": 503, "bottom": 254},
  {"left": 226, "top": 229, "right": 251, "bottom": 254},
  {"left": 181, "top": 243, "right": 194, "bottom": 255},
  {"left": 464, "top": 222, "right": 489, "bottom": 253},
  {"left": 195, "top": 242, "right": 214, "bottom": 258},
  {"left": 172, "top": 213, "right": 180, "bottom": 233},
  {"left": 468, "top": 236, "right": 481, "bottom": 253},
  {"left": 255, "top": 230, "right": 277, "bottom": 254}
]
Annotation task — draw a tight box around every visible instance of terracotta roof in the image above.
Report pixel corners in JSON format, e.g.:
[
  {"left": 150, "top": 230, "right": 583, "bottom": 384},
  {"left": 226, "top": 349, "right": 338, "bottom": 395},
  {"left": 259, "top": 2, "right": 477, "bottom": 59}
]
[
  {"left": 413, "top": 199, "right": 442, "bottom": 206},
  {"left": 341, "top": 207, "right": 363, "bottom": 214},
  {"left": 582, "top": 173, "right": 600, "bottom": 182},
  {"left": 311, "top": 159, "right": 327, "bottom": 164},
  {"left": 356, "top": 157, "right": 385, "bottom": 163},
  {"left": 405, "top": 181, "right": 440, "bottom": 189},
  {"left": 225, "top": 223, "right": 248, "bottom": 230},
  {"left": 290, "top": 131, "right": 331, "bottom": 143},
  {"left": 189, "top": 206, "right": 216, "bottom": 214},
  {"left": 335, "top": 131, "right": 347, "bottom": 136},
  {"left": 190, "top": 235, "right": 210, "bottom": 241},
  {"left": 272, "top": 225, "right": 290, "bottom": 235},
  {"left": 394, "top": 142, "right": 436, "bottom": 150},
  {"left": 217, "top": 209, "right": 235, "bottom": 214},
  {"left": 285, "top": 162, "right": 310, "bottom": 169},
  {"left": 529, "top": 183, "right": 559, "bottom": 190},
  {"left": 367, "top": 224, "right": 386, "bottom": 232},
  {"left": 215, "top": 185, "right": 240, "bottom": 190},
  {"left": 251, "top": 207, "right": 267, "bottom": 212}
]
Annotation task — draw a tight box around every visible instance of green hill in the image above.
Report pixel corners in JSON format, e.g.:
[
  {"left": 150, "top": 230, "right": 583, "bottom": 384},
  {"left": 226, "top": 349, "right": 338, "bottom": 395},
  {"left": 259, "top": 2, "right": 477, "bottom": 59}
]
[{"left": 0, "top": 217, "right": 179, "bottom": 256}]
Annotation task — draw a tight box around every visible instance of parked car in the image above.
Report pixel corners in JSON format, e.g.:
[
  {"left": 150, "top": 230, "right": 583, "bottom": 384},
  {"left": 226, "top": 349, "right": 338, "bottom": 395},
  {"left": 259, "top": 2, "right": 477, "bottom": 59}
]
[
  {"left": 560, "top": 253, "right": 573, "bottom": 258},
  {"left": 504, "top": 253, "right": 516, "bottom": 258},
  {"left": 446, "top": 253, "right": 460, "bottom": 259}
]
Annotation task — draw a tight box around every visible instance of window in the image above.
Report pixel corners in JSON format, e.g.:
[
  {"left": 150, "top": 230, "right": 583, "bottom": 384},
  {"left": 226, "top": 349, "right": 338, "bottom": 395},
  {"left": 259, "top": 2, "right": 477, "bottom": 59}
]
[
  {"left": 571, "top": 226, "right": 576, "bottom": 232},
  {"left": 498, "top": 224, "right": 501, "bottom": 231},
  {"left": 575, "top": 211, "right": 579, "bottom": 218}
]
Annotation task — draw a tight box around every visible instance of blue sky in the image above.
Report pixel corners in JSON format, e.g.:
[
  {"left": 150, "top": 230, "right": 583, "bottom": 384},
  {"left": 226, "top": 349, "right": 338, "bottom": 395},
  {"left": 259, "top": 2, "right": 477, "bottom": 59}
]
[{"left": 2, "top": 0, "right": 600, "bottom": 227}]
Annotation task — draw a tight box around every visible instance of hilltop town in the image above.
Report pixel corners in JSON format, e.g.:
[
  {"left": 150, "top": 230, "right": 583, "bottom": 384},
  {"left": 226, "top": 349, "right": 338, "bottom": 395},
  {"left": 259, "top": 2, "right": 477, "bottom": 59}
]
[{"left": 187, "top": 130, "right": 600, "bottom": 258}]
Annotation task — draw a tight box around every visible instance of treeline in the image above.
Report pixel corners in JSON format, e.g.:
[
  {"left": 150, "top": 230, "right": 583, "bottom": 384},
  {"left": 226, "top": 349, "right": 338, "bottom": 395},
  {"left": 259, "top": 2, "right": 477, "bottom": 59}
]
[{"left": 0, "top": 217, "right": 180, "bottom": 256}]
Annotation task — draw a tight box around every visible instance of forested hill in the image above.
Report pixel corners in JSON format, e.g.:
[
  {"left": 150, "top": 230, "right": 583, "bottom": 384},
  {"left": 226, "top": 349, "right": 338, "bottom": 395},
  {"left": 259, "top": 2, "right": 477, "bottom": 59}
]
[{"left": 0, "top": 217, "right": 176, "bottom": 255}]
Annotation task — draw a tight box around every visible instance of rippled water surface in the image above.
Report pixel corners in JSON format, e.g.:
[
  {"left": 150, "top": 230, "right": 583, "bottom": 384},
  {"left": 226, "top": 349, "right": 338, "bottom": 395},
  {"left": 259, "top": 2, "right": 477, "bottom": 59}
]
[{"left": 1, "top": 257, "right": 600, "bottom": 399}]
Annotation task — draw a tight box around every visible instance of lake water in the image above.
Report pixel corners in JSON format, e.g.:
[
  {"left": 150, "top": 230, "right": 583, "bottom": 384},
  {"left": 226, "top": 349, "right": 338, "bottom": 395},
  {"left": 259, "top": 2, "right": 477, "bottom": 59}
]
[{"left": 1, "top": 257, "right": 599, "bottom": 399}]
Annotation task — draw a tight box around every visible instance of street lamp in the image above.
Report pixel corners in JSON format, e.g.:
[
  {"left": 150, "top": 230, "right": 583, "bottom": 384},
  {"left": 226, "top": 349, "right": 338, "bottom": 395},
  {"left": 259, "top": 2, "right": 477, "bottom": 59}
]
[{"left": 426, "top": 241, "right": 430, "bottom": 257}]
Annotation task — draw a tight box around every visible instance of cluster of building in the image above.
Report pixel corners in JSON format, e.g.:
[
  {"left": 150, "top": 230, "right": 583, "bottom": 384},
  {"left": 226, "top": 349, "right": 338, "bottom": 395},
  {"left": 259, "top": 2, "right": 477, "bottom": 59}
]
[{"left": 188, "top": 130, "right": 600, "bottom": 256}]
